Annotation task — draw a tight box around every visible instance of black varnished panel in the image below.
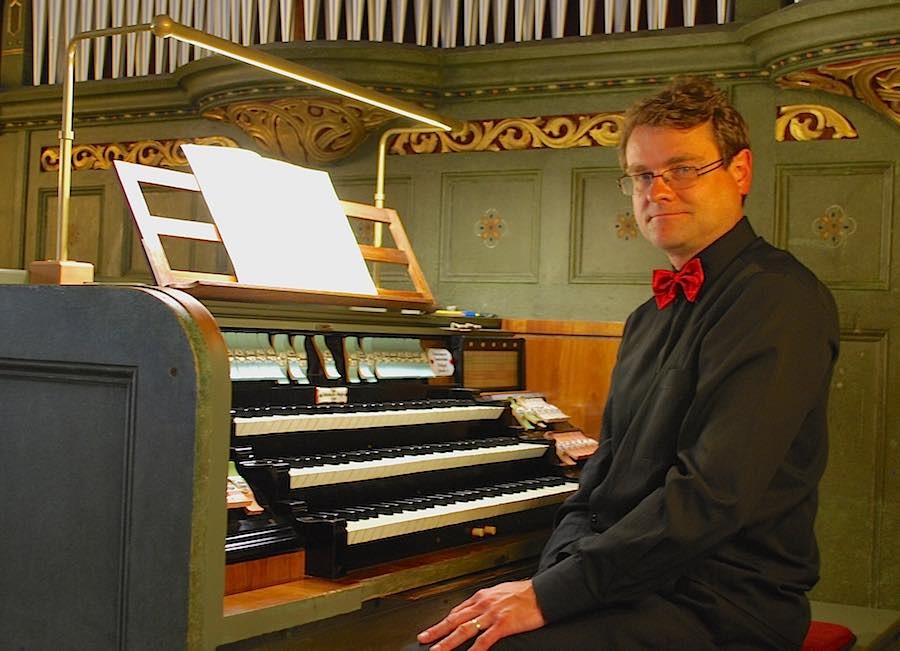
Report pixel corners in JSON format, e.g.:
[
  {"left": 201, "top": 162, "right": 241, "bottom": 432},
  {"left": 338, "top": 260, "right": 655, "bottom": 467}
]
[
  {"left": 0, "top": 285, "right": 210, "bottom": 650},
  {"left": 1, "top": 360, "right": 135, "bottom": 649}
]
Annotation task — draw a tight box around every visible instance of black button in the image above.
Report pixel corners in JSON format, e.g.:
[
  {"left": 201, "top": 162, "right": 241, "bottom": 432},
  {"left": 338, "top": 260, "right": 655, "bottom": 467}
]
[{"left": 590, "top": 513, "right": 600, "bottom": 526}]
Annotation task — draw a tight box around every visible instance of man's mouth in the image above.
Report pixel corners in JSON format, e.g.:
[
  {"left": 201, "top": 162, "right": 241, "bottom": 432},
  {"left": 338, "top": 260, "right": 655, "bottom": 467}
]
[{"left": 649, "top": 211, "right": 688, "bottom": 220}]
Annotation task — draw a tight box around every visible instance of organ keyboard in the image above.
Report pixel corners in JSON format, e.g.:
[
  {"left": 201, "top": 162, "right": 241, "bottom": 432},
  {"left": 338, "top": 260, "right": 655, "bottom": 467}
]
[
  {"left": 222, "top": 320, "right": 574, "bottom": 578},
  {"left": 340, "top": 477, "right": 576, "bottom": 545},
  {"left": 283, "top": 438, "right": 549, "bottom": 487},
  {"left": 232, "top": 399, "right": 505, "bottom": 436}
]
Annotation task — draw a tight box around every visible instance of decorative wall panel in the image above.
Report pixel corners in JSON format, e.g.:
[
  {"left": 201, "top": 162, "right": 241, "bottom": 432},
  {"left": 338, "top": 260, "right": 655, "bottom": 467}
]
[
  {"left": 440, "top": 171, "right": 540, "bottom": 282},
  {"left": 813, "top": 332, "right": 887, "bottom": 606},
  {"left": 775, "top": 163, "right": 892, "bottom": 290},
  {"left": 37, "top": 187, "right": 103, "bottom": 266},
  {"left": 570, "top": 168, "right": 663, "bottom": 284}
]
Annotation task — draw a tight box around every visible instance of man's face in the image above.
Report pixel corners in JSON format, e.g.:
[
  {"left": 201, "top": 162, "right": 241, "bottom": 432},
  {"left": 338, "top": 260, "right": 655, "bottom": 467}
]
[{"left": 624, "top": 121, "right": 752, "bottom": 268}]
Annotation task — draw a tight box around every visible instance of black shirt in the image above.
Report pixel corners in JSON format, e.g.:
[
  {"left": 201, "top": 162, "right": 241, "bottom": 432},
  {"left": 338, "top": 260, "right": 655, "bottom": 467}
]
[{"left": 531, "top": 218, "right": 840, "bottom": 646}]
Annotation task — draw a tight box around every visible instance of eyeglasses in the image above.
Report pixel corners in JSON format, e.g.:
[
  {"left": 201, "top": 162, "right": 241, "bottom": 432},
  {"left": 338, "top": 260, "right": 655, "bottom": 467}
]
[{"left": 617, "top": 159, "right": 725, "bottom": 196}]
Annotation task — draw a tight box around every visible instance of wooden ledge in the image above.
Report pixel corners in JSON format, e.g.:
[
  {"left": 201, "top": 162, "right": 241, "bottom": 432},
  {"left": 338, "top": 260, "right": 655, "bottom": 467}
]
[{"left": 502, "top": 318, "right": 624, "bottom": 337}]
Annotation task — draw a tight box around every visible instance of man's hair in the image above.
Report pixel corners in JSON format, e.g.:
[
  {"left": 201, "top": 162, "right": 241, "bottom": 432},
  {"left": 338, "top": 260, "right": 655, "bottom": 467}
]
[{"left": 618, "top": 76, "right": 751, "bottom": 169}]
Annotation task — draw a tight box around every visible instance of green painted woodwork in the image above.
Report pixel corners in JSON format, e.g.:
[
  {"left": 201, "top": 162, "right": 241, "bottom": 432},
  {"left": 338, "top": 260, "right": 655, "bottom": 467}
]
[
  {"left": 571, "top": 167, "right": 663, "bottom": 284},
  {"left": 0, "top": 0, "right": 898, "bottom": 614},
  {"left": 440, "top": 170, "right": 542, "bottom": 282},
  {"left": 776, "top": 162, "right": 893, "bottom": 290},
  {"left": 0, "top": 0, "right": 30, "bottom": 88}
]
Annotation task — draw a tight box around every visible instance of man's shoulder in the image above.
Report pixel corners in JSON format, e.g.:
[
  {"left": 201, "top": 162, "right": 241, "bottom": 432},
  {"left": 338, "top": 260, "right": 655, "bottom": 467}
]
[
  {"left": 729, "top": 238, "right": 838, "bottom": 330},
  {"left": 738, "top": 237, "right": 828, "bottom": 294}
]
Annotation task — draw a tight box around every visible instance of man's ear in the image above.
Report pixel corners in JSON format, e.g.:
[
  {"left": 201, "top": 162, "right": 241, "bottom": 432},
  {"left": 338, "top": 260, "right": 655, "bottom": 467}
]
[{"left": 729, "top": 148, "right": 752, "bottom": 197}]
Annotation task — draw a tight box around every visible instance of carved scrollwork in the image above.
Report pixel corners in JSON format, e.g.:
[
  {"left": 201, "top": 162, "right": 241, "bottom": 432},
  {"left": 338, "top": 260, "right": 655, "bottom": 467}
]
[
  {"left": 778, "top": 54, "right": 900, "bottom": 127},
  {"left": 203, "top": 97, "right": 396, "bottom": 165},
  {"left": 40, "top": 135, "right": 240, "bottom": 172},
  {"left": 389, "top": 113, "right": 624, "bottom": 155},
  {"left": 775, "top": 105, "right": 858, "bottom": 141}
]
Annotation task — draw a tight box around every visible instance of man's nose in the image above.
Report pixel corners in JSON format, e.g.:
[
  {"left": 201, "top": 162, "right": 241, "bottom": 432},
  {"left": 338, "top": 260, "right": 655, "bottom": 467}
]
[{"left": 647, "top": 174, "right": 675, "bottom": 201}]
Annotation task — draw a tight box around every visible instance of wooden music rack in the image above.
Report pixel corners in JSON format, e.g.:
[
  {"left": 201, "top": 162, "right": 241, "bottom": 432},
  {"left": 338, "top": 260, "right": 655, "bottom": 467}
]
[{"left": 114, "top": 161, "right": 435, "bottom": 310}]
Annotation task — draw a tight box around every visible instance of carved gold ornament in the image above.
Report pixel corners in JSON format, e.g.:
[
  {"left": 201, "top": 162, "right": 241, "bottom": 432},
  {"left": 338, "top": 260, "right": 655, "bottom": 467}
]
[
  {"left": 203, "top": 97, "right": 396, "bottom": 165},
  {"left": 778, "top": 55, "right": 900, "bottom": 127},
  {"left": 389, "top": 113, "right": 624, "bottom": 155},
  {"left": 40, "top": 136, "right": 239, "bottom": 172},
  {"left": 775, "top": 105, "right": 858, "bottom": 142}
]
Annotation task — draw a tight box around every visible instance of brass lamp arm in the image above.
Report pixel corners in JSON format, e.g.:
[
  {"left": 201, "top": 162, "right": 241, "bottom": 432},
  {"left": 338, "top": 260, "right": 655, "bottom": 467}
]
[{"left": 54, "top": 14, "right": 463, "bottom": 266}]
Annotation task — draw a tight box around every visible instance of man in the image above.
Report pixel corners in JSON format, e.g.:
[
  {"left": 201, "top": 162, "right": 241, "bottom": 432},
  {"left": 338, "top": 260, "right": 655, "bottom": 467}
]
[{"left": 413, "top": 76, "right": 840, "bottom": 650}]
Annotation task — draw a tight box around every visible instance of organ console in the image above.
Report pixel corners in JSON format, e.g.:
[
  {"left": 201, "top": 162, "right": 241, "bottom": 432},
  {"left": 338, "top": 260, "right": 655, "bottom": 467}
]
[
  {"left": 0, "top": 278, "right": 621, "bottom": 649},
  {"left": 2, "top": 172, "right": 618, "bottom": 647},
  {"left": 220, "top": 319, "right": 577, "bottom": 581},
  {"left": 0, "top": 279, "right": 591, "bottom": 649}
]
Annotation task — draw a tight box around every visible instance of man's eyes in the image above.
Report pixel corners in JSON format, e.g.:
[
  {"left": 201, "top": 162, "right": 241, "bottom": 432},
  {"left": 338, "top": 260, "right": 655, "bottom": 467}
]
[
  {"left": 668, "top": 166, "right": 695, "bottom": 179},
  {"left": 632, "top": 166, "right": 694, "bottom": 182}
]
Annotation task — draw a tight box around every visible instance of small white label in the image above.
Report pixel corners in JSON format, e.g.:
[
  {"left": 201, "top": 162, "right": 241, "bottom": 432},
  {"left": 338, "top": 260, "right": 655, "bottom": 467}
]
[
  {"left": 315, "top": 386, "right": 349, "bottom": 404},
  {"left": 427, "top": 348, "right": 455, "bottom": 377}
]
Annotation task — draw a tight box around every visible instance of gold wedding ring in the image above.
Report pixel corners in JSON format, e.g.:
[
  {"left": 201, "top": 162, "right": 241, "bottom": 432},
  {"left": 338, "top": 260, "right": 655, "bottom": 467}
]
[{"left": 471, "top": 618, "right": 482, "bottom": 632}]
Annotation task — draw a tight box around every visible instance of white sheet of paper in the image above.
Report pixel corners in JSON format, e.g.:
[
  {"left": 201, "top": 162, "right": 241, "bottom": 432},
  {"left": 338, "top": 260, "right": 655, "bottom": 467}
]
[{"left": 181, "top": 144, "right": 377, "bottom": 295}]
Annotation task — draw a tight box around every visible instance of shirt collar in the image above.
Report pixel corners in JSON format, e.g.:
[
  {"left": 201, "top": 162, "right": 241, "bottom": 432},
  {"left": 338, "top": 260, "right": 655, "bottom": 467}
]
[{"left": 692, "top": 216, "right": 758, "bottom": 286}]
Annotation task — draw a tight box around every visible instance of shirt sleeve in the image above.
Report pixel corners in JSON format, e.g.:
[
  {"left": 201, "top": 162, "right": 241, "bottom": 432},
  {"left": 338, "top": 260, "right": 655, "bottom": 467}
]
[
  {"left": 535, "top": 436, "right": 614, "bottom": 573},
  {"left": 533, "top": 270, "right": 839, "bottom": 622}
]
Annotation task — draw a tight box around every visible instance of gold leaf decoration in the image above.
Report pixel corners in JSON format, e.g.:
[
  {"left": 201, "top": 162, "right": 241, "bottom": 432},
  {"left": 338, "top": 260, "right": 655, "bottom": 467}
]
[
  {"left": 615, "top": 212, "right": 638, "bottom": 240},
  {"left": 778, "top": 54, "right": 900, "bottom": 127},
  {"left": 475, "top": 209, "right": 507, "bottom": 249},
  {"left": 389, "top": 113, "right": 624, "bottom": 155},
  {"left": 813, "top": 205, "right": 857, "bottom": 248},
  {"left": 203, "top": 97, "right": 396, "bottom": 165},
  {"left": 40, "top": 136, "right": 239, "bottom": 172},
  {"left": 775, "top": 105, "right": 858, "bottom": 142}
]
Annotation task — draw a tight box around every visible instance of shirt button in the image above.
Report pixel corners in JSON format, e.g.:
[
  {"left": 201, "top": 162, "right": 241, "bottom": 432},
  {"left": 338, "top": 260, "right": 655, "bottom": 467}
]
[{"left": 590, "top": 513, "right": 599, "bottom": 526}]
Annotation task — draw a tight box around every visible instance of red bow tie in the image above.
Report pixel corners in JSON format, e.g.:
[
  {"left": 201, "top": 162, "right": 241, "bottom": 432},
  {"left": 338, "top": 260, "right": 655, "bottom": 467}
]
[{"left": 652, "top": 258, "right": 704, "bottom": 309}]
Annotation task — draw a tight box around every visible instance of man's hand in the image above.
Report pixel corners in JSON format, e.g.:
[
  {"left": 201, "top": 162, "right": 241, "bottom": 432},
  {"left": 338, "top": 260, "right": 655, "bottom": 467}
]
[{"left": 416, "top": 579, "right": 546, "bottom": 651}]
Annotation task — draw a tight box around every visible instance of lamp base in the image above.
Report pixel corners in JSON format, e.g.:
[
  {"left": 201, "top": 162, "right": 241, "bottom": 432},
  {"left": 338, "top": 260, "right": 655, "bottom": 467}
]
[{"left": 28, "top": 260, "right": 95, "bottom": 285}]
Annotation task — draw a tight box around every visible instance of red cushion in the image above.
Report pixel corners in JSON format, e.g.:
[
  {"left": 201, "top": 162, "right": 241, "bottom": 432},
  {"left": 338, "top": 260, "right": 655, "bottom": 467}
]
[{"left": 802, "top": 621, "right": 856, "bottom": 651}]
